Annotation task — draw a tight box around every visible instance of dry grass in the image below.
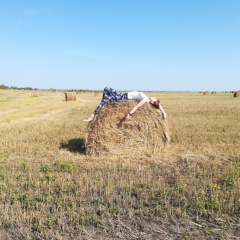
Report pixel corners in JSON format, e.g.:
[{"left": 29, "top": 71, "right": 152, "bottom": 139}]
[{"left": 0, "top": 89, "right": 239, "bottom": 239}]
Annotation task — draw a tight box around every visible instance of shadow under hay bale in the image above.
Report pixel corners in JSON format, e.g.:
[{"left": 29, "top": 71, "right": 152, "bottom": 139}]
[
  {"left": 65, "top": 92, "right": 76, "bottom": 101},
  {"left": 86, "top": 101, "right": 170, "bottom": 157},
  {"left": 234, "top": 91, "right": 240, "bottom": 97}
]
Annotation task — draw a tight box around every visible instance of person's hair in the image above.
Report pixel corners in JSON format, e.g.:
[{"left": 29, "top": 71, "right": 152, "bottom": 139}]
[{"left": 151, "top": 99, "right": 160, "bottom": 109}]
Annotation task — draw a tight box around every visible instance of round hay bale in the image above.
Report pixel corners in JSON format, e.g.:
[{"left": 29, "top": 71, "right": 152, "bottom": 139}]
[
  {"left": 86, "top": 101, "right": 170, "bottom": 157},
  {"left": 203, "top": 91, "right": 209, "bottom": 95},
  {"left": 211, "top": 91, "right": 217, "bottom": 94},
  {"left": 31, "top": 92, "right": 39, "bottom": 97},
  {"left": 65, "top": 92, "right": 76, "bottom": 101},
  {"left": 94, "top": 92, "right": 100, "bottom": 97},
  {"left": 234, "top": 91, "right": 240, "bottom": 97}
]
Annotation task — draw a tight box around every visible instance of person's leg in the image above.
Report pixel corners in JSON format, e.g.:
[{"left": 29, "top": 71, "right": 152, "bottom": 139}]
[
  {"left": 100, "top": 87, "right": 126, "bottom": 103},
  {"left": 93, "top": 87, "right": 117, "bottom": 114},
  {"left": 93, "top": 87, "right": 127, "bottom": 114},
  {"left": 108, "top": 89, "right": 128, "bottom": 103},
  {"left": 83, "top": 87, "right": 116, "bottom": 122},
  {"left": 102, "top": 87, "right": 120, "bottom": 97},
  {"left": 83, "top": 87, "right": 128, "bottom": 122}
]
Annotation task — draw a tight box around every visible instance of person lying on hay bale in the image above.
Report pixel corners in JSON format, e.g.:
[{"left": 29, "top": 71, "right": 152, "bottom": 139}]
[{"left": 83, "top": 86, "right": 167, "bottom": 122}]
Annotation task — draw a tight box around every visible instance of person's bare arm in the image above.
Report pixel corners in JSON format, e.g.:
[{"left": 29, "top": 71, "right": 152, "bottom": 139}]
[
  {"left": 125, "top": 99, "right": 146, "bottom": 121},
  {"left": 159, "top": 104, "right": 167, "bottom": 119}
]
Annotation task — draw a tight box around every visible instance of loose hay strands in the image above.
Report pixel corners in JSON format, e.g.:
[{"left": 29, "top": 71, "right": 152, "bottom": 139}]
[
  {"left": 86, "top": 101, "right": 170, "bottom": 157},
  {"left": 65, "top": 92, "right": 76, "bottom": 101}
]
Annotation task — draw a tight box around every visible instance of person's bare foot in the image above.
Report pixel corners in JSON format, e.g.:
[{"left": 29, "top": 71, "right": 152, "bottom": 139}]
[{"left": 83, "top": 114, "right": 94, "bottom": 122}]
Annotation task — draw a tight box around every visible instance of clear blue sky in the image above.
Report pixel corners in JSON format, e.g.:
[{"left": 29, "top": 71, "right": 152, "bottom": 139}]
[{"left": 0, "top": 0, "right": 239, "bottom": 91}]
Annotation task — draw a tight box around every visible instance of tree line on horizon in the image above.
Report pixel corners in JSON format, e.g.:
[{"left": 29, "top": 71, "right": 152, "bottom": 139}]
[
  {"left": 0, "top": 84, "right": 35, "bottom": 90},
  {"left": 0, "top": 83, "right": 102, "bottom": 93}
]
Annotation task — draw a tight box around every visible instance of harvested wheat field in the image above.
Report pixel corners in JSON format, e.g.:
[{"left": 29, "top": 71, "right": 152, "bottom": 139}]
[
  {"left": 0, "top": 89, "right": 239, "bottom": 240},
  {"left": 86, "top": 101, "right": 169, "bottom": 156}
]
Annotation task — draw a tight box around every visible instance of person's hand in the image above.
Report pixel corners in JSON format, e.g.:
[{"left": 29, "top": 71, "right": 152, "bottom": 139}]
[
  {"left": 125, "top": 113, "right": 130, "bottom": 121},
  {"left": 162, "top": 113, "right": 167, "bottom": 120}
]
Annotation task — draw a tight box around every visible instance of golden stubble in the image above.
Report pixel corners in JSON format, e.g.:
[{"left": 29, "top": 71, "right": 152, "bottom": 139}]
[{"left": 0, "top": 89, "right": 239, "bottom": 239}]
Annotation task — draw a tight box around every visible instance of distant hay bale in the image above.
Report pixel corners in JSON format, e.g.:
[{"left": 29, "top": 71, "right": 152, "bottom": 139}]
[
  {"left": 65, "top": 92, "right": 76, "bottom": 101},
  {"left": 94, "top": 92, "right": 100, "bottom": 97},
  {"left": 203, "top": 91, "right": 209, "bottom": 95},
  {"left": 31, "top": 92, "right": 39, "bottom": 97},
  {"left": 234, "top": 91, "right": 240, "bottom": 97},
  {"left": 86, "top": 101, "right": 170, "bottom": 157},
  {"left": 211, "top": 91, "right": 217, "bottom": 94}
]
